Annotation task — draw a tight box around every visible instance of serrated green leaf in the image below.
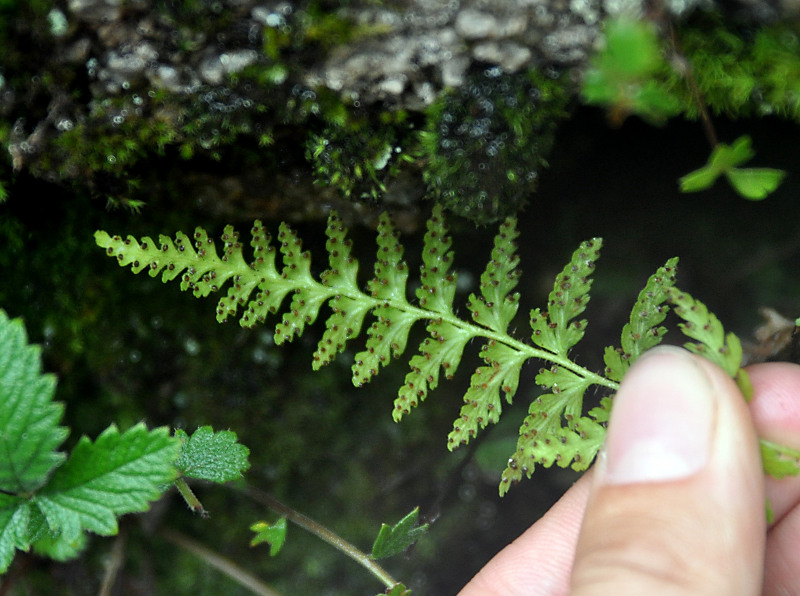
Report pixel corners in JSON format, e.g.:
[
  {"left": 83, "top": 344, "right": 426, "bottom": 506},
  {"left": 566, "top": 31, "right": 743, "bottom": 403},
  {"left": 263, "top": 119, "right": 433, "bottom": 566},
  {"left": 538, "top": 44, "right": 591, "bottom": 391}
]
[
  {"left": 0, "top": 311, "right": 68, "bottom": 494},
  {"left": 174, "top": 426, "right": 250, "bottom": 484},
  {"left": 368, "top": 213, "right": 410, "bottom": 303},
  {"left": 448, "top": 341, "right": 527, "bottom": 448},
  {"left": 468, "top": 217, "right": 521, "bottom": 333},
  {"left": 501, "top": 416, "right": 605, "bottom": 496},
  {"left": 34, "top": 424, "right": 180, "bottom": 541},
  {"left": 760, "top": 439, "right": 800, "bottom": 479},
  {"left": 31, "top": 527, "right": 87, "bottom": 562},
  {"left": 250, "top": 517, "right": 287, "bottom": 556},
  {"left": 416, "top": 205, "right": 457, "bottom": 315},
  {"left": 604, "top": 258, "right": 678, "bottom": 381},
  {"left": 530, "top": 239, "right": 601, "bottom": 355},
  {"left": 394, "top": 321, "right": 471, "bottom": 420},
  {"left": 666, "top": 288, "right": 741, "bottom": 377},
  {"left": 353, "top": 306, "right": 419, "bottom": 387},
  {"left": 0, "top": 496, "right": 31, "bottom": 573},
  {"left": 370, "top": 507, "right": 428, "bottom": 560},
  {"left": 725, "top": 167, "right": 785, "bottom": 200}
]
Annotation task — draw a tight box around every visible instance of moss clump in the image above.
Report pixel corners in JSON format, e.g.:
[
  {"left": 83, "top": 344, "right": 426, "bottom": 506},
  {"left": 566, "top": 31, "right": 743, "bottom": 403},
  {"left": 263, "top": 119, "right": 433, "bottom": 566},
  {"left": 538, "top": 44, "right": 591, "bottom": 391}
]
[
  {"left": 672, "top": 18, "right": 800, "bottom": 120},
  {"left": 420, "top": 66, "right": 570, "bottom": 226},
  {"left": 306, "top": 107, "right": 418, "bottom": 201}
]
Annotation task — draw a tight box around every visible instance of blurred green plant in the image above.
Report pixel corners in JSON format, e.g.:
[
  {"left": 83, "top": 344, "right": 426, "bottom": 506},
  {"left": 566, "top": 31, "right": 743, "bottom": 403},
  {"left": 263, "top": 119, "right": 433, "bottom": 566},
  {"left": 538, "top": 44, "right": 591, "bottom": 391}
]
[
  {"left": 679, "top": 135, "right": 786, "bottom": 200},
  {"left": 581, "top": 16, "right": 789, "bottom": 200}
]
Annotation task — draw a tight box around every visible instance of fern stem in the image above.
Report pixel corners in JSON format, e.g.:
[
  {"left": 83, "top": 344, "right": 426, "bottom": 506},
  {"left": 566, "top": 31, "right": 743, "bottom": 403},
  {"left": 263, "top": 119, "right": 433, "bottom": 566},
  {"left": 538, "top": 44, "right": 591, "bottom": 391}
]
[
  {"left": 397, "top": 303, "right": 619, "bottom": 392},
  {"left": 244, "top": 486, "right": 400, "bottom": 590}
]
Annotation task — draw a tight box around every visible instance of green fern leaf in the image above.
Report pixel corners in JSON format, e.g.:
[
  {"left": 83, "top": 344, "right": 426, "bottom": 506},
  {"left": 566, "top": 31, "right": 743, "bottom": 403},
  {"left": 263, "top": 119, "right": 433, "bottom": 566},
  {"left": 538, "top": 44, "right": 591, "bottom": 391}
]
[
  {"left": 761, "top": 440, "right": 800, "bottom": 479},
  {"left": 393, "top": 320, "right": 471, "bottom": 420},
  {"left": 273, "top": 223, "right": 332, "bottom": 344},
  {"left": 467, "top": 217, "right": 521, "bottom": 333},
  {"left": 416, "top": 206, "right": 457, "bottom": 315},
  {"left": 530, "top": 239, "right": 601, "bottom": 355},
  {"left": 367, "top": 213, "right": 411, "bottom": 303},
  {"left": 604, "top": 257, "right": 679, "bottom": 382},
  {"left": 448, "top": 341, "right": 527, "bottom": 447},
  {"left": 667, "top": 288, "right": 800, "bottom": 479},
  {"left": 666, "top": 288, "right": 745, "bottom": 381},
  {"left": 316, "top": 213, "right": 388, "bottom": 368}
]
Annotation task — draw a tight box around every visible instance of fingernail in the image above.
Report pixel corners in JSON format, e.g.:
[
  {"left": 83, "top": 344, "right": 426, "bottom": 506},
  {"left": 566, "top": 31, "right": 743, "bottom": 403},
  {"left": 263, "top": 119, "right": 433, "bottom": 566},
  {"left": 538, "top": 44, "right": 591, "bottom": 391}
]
[{"left": 600, "top": 346, "right": 716, "bottom": 485}]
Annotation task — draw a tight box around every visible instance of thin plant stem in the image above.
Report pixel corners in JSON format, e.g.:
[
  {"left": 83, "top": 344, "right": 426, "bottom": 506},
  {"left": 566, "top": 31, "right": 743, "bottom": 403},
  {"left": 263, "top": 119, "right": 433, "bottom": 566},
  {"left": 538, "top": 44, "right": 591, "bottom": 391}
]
[
  {"left": 668, "top": 22, "right": 718, "bottom": 148},
  {"left": 160, "top": 527, "right": 282, "bottom": 596},
  {"left": 97, "top": 530, "right": 126, "bottom": 596},
  {"left": 244, "top": 486, "right": 400, "bottom": 589}
]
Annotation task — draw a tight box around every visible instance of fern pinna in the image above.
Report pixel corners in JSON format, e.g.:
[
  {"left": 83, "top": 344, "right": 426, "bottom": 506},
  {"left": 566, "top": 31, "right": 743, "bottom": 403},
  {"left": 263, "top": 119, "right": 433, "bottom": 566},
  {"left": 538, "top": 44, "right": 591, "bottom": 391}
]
[{"left": 96, "top": 205, "right": 800, "bottom": 494}]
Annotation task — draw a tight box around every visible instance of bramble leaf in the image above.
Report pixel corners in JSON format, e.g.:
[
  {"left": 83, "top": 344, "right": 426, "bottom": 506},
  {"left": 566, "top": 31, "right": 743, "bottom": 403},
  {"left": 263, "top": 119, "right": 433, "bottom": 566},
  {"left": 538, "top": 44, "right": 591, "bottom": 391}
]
[
  {"left": 0, "top": 311, "right": 68, "bottom": 494},
  {"left": 174, "top": 426, "right": 250, "bottom": 484},
  {"left": 370, "top": 507, "right": 428, "bottom": 560},
  {"left": 0, "top": 495, "right": 30, "bottom": 572},
  {"left": 250, "top": 517, "right": 287, "bottom": 556},
  {"left": 383, "top": 584, "right": 411, "bottom": 596},
  {"left": 34, "top": 424, "right": 180, "bottom": 541}
]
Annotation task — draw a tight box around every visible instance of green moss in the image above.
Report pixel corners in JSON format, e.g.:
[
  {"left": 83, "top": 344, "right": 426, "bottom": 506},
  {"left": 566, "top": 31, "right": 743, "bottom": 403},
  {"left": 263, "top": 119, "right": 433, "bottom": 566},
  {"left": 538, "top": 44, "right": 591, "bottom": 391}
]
[
  {"left": 420, "top": 66, "right": 570, "bottom": 225},
  {"left": 305, "top": 107, "right": 418, "bottom": 201},
  {"left": 672, "top": 17, "right": 800, "bottom": 120}
]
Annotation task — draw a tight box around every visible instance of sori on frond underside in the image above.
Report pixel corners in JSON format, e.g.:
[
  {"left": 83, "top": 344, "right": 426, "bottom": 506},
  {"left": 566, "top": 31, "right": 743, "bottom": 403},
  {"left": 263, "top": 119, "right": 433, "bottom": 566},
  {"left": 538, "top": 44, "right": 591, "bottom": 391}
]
[{"left": 95, "top": 205, "right": 800, "bottom": 495}]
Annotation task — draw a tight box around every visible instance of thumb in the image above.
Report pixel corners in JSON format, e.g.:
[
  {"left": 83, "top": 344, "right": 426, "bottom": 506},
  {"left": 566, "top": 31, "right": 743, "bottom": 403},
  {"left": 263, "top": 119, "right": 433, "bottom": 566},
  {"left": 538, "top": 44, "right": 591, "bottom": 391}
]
[{"left": 571, "top": 346, "right": 766, "bottom": 595}]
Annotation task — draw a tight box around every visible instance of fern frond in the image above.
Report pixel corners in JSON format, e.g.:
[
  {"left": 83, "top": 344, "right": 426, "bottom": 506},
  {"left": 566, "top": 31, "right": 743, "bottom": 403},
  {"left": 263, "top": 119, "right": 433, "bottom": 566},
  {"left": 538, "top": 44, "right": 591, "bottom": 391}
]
[
  {"left": 100, "top": 207, "right": 798, "bottom": 495},
  {"left": 96, "top": 212, "right": 617, "bottom": 494},
  {"left": 604, "top": 257, "right": 679, "bottom": 382}
]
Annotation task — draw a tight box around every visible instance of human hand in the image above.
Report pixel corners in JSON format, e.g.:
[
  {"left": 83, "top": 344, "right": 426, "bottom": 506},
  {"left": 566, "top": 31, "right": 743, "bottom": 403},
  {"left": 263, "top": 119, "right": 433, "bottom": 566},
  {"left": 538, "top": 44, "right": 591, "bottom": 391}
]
[{"left": 459, "top": 346, "right": 800, "bottom": 595}]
